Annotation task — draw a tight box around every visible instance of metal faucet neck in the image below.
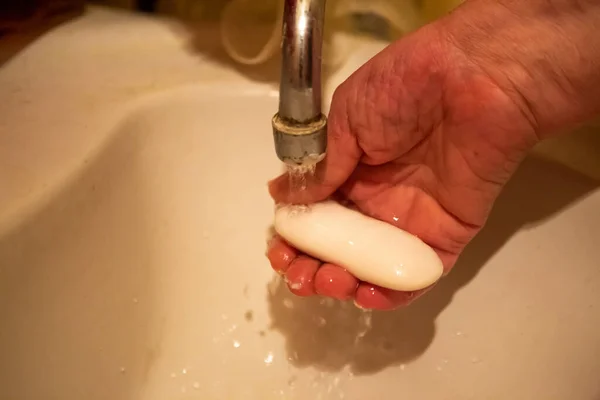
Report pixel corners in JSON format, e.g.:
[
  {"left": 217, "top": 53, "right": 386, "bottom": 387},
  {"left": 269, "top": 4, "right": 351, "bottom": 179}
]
[
  {"left": 278, "top": 0, "right": 326, "bottom": 123},
  {"left": 272, "top": 0, "right": 328, "bottom": 166}
]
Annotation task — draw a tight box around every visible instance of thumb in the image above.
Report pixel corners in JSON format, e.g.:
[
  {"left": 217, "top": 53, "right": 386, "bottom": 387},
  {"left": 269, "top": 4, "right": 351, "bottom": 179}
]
[{"left": 268, "top": 86, "right": 362, "bottom": 204}]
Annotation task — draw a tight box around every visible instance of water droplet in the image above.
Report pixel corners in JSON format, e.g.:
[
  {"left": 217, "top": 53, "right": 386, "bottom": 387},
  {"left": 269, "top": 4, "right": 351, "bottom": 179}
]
[
  {"left": 193, "top": 382, "right": 200, "bottom": 390},
  {"left": 119, "top": 367, "right": 126, "bottom": 374},
  {"left": 228, "top": 324, "right": 238, "bottom": 333},
  {"left": 442, "top": 359, "right": 449, "bottom": 364},
  {"left": 456, "top": 330, "right": 463, "bottom": 336},
  {"left": 319, "top": 298, "right": 334, "bottom": 307},
  {"left": 289, "top": 282, "right": 302, "bottom": 290},
  {"left": 283, "top": 299, "right": 294, "bottom": 309},
  {"left": 471, "top": 357, "right": 481, "bottom": 364},
  {"left": 264, "top": 352, "right": 274, "bottom": 365},
  {"left": 267, "top": 277, "right": 282, "bottom": 295},
  {"left": 132, "top": 297, "right": 138, "bottom": 304},
  {"left": 170, "top": 372, "right": 176, "bottom": 378},
  {"left": 288, "top": 351, "right": 299, "bottom": 362},
  {"left": 182, "top": 368, "right": 187, "bottom": 374},
  {"left": 288, "top": 375, "right": 297, "bottom": 387},
  {"left": 436, "top": 365, "right": 443, "bottom": 372},
  {"left": 233, "top": 340, "right": 241, "bottom": 348}
]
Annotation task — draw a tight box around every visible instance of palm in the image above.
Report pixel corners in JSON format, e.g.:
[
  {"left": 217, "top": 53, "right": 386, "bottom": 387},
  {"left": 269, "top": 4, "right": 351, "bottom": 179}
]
[
  {"left": 268, "top": 26, "right": 537, "bottom": 310},
  {"left": 342, "top": 161, "right": 478, "bottom": 271}
]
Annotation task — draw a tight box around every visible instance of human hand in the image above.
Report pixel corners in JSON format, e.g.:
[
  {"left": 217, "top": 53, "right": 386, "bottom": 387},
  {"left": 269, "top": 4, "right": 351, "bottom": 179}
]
[{"left": 267, "top": 0, "right": 600, "bottom": 310}]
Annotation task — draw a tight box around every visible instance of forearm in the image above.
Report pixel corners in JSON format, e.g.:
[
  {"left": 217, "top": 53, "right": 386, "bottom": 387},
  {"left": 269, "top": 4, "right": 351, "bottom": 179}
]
[{"left": 439, "top": 0, "right": 600, "bottom": 139}]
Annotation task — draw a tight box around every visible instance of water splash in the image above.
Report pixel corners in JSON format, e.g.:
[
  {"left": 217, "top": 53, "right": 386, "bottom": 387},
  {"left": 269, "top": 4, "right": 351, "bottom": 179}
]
[
  {"left": 355, "top": 310, "right": 373, "bottom": 343},
  {"left": 287, "top": 163, "right": 317, "bottom": 192}
]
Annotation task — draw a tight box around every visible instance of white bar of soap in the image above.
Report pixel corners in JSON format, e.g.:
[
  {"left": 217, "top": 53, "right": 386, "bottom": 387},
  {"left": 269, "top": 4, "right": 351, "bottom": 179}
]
[{"left": 274, "top": 201, "right": 444, "bottom": 292}]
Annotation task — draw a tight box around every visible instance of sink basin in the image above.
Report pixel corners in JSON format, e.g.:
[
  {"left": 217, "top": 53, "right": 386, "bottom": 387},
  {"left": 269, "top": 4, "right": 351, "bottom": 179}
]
[
  {"left": 1, "top": 6, "right": 600, "bottom": 400},
  {"left": 1, "top": 82, "right": 600, "bottom": 400}
]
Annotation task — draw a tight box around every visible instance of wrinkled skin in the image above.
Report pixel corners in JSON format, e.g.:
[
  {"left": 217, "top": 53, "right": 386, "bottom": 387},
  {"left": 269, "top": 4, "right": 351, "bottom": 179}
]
[
  {"left": 267, "top": 24, "right": 538, "bottom": 310},
  {"left": 266, "top": 0, "right": 600, "bottom": 310}
]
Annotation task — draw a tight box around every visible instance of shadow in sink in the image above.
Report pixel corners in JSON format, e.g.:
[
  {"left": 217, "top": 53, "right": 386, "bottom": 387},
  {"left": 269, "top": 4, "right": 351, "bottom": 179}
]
[
  {"left": 267, "top": 155, "right": 599, "bottom": 375},
  {"left": 167, "top": 19, "right": 341, "bottom": 88},
  {"left": 0, "top": 130, "right": 160, "bottom": 400},
  {"left": 0, "top": 1, "right": 84, "bottom": 67},
  {"left": 163, "top": 20, "right": 281, "bottom": 85}
]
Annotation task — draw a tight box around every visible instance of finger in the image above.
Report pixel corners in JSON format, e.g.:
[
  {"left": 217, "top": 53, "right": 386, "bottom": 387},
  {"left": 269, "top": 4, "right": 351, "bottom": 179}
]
[
  {"left": 266, "top": 236, "right": 298, "bottom": 274},
  {"left": 354, "top": 283, "right": 428, "bottom": 311},
  {"left": 268, "top": 85, "right": 362, "bottom": 205},
  {"left": 285, "top": 256, "right": 320, "bottom": 297},
  {"left": 314, "top": 263, "right": 359, "bottom": 300}
]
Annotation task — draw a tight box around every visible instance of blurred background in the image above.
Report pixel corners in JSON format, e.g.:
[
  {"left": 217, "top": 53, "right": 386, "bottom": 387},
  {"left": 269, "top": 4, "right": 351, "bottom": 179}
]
[
  {"left": 0, "top": 0, "right": 464, "bottom": 74},
  {"left": 0, "top": 0, "right": 464, "bottom": 25},
  {"left": 0, "top": 0, "right": 464, "bottom": 37},
  {"left": 2, "top": 0, "right": 599, "bottom": 179}
]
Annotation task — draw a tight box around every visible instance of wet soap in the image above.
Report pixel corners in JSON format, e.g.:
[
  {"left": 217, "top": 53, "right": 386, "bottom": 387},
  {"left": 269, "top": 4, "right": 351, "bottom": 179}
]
[{"left": 274, "top": 201, "right": 444, "bottom": 292}]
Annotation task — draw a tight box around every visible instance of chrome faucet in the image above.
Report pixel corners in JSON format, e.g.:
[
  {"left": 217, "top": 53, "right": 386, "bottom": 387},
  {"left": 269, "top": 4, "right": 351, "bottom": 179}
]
[{"left": 272, "top": 0, "right": 328, "bottom": 166}]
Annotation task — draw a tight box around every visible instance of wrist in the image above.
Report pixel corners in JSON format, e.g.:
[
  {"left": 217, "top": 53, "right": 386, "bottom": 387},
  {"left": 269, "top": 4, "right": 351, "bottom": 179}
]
[{"left": 439, "top": 0, "right": 600, "bottom": 140}]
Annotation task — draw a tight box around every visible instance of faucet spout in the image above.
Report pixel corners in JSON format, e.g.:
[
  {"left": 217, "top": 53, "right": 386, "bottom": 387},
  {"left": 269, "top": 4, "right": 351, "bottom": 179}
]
[{"left": 272, "top": 0, "right": 328, "bottom": 166}]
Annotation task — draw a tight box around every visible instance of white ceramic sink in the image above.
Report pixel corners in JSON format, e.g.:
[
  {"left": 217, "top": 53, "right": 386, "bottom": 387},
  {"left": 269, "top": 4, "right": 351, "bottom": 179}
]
[{"left": 1, "top": 6, "right": 600, "bottom": 400}]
